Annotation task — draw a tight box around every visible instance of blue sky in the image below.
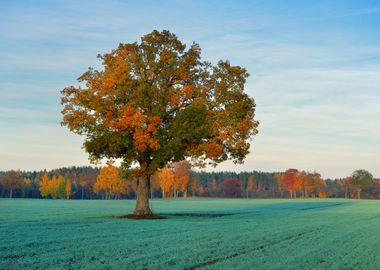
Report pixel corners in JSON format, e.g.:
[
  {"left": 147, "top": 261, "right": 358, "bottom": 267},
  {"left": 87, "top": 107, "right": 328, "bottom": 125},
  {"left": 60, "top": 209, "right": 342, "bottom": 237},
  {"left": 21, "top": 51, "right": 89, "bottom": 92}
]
[{"left": 1, "top": 0, "right": 379, "bottom": 178}]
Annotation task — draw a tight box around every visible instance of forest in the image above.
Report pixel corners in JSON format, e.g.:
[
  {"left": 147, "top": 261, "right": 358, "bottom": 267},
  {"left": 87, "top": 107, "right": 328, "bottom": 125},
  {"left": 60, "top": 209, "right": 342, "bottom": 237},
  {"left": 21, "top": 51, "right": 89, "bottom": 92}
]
[{"left": 0, "top": 164, "right": 379, "bottom": 200}]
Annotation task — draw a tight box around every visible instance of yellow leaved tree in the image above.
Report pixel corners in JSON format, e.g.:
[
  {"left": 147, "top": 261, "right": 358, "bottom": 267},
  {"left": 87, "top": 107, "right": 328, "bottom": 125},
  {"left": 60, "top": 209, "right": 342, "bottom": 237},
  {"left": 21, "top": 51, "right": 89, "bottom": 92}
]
[{"left": 94, "top": 165, "right": 125, "bottom": 199}]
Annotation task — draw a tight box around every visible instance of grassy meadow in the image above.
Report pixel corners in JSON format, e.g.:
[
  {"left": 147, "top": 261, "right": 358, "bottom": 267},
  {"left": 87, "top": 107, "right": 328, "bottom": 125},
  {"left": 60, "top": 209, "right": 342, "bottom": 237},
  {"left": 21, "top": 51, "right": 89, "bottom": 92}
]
[{"left": 1, "top": 198, "right": 380, "bottom": 269}]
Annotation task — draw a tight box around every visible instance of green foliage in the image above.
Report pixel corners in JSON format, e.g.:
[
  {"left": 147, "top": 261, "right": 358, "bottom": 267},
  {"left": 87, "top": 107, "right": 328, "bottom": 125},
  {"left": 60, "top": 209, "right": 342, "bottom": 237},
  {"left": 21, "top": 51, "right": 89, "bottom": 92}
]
[
  {"left": 60, "top": 30, "right": 259, "bottom": 177},
  {"left": 351, "top": 169, "right": 373, "bottom": 190}
]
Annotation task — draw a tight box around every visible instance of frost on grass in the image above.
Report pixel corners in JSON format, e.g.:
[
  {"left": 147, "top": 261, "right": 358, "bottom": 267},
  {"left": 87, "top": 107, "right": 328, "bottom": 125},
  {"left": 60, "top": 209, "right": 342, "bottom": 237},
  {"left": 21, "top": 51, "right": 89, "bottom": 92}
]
[{"left": 0, "top": 199, "right": 379, "bottom": 270}]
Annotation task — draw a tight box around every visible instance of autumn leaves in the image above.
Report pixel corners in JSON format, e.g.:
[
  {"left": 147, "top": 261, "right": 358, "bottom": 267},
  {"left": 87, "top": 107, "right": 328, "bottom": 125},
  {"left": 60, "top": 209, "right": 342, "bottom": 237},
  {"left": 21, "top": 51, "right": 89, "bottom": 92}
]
[
  {"left": 92, "top": 161, "right": 191, "bottom": 199},
  {"left": 39, "top": 173, "right": 72, "bottom": 199},
  {"left": 156, "top": 161, "right": 190, "bottom": 198},
  {"left": 60, "top": 30, "right": 259, "bottom": 215},
  {"left": 93, "top": 165, "right": 125, "bottom": 199}
]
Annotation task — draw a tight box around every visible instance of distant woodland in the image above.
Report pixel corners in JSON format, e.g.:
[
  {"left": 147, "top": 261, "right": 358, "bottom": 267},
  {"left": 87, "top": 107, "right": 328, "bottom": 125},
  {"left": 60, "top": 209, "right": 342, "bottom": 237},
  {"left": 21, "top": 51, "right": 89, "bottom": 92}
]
[{"left": 0, "top": 165, "right": 379, "bottom": 200}]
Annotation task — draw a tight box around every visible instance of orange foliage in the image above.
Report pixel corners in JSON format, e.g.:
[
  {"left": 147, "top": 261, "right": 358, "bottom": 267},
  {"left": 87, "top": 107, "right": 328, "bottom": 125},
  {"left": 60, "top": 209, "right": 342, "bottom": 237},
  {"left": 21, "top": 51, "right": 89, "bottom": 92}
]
[
  {"left": 197, "top": 185, "right": 205, "bottom": 196},
  {"left": 156, "top": 167, "right": 175, "bottom": 198},
  {"left": 39, "top": 173, "right": 72, "bottom": 199},
  {"left": 94, "top": 165, "right": 125, "bottom": 199},
  {"left": 283, "top": 169, "right": 301, "bottom": 198},
  {"left": 319, "top": 189, "right": 329, "bottom": 198},
  {"left": 173, "top": 161, "right": 190, "bottom": 196}
]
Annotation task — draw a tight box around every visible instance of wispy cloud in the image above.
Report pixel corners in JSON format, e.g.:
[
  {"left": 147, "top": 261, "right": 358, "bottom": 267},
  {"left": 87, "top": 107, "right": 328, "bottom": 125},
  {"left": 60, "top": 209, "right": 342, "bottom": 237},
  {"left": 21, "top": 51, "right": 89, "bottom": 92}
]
[{"left": 0, "top": 0, "right": 379, "bottom": 177}]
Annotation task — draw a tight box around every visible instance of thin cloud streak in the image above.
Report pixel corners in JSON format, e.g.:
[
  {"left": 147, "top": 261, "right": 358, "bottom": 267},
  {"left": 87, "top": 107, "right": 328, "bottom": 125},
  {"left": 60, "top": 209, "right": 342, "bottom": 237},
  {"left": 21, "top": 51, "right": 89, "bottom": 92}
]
[{"left": 0, "top": 0, "right": 379, "bottom": 178}]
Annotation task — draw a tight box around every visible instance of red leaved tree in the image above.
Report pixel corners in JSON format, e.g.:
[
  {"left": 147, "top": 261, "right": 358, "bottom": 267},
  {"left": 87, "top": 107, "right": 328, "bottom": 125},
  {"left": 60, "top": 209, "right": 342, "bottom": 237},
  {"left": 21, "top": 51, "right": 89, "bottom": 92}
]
[{"left": 222, "top": 178, "right": 242, "bottom": 198}]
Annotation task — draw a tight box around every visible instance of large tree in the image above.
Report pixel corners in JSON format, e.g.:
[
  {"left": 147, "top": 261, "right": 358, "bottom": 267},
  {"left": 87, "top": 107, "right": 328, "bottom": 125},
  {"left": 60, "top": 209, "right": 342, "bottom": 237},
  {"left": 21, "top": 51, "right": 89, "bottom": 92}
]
[{"left": 61, "top": 30, "right": 258, "bottom": 216}]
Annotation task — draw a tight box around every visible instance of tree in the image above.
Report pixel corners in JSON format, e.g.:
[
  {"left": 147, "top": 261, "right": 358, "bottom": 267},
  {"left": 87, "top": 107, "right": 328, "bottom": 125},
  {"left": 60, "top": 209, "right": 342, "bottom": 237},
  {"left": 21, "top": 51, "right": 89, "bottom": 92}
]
[
  {"left": 57, "top": 175, "right": 67, "bottom": 199},
  {"left": 197, "top": 184, "right": 206, "bottom": 196},
  {"left": 64, "top": 178, "right": 72, "bottom": 199},
  {"left": 150, "top": 174, "right": 160, "bottom": 198},
  {"left": 39, "top": 173, "right": 51, "bottom": 198},
  {"left": 341, "top": 177, "right": 352, "bottom": 199},
  {"left": 61, "top": 30, "right": 258, "bottom": 216},
  {"left": 112, "top": 177, "right": 125, "bottom": 199},
  {"left": 298, "top": 171, "right": 324, "bottom": 198},
  {"left": 189, "top": 174, "right": 200, "bottom": 197},
  {"left": 0, "top": 170, "right": 22, "bottom": 198},
  {"left": 208, "top": 178, "right": 218, "bottom": 197},
  {"left": 94, "top": 165, "right": 123, "bottom": 199},
  {"left": 299, "top": 171, "right": 311, "bottom": 198},
  {"left": 157, "top": 166, "right": 175, "bottom": 198},
  {"left": 283, "top": 169, "right": 301, "bottom": 198},
  {"left": 49, "top": 175, "right": 60, "bottom": 199},
  {"left": 246, "top": 175, "right": 255, "bottom": 198},
  {"left": 21, "top": 178, "right": 32, "bottom": 198},
  {"left": 222, "top": 178, "right": 242, "bottom": 198},
  {"left": 351, "top": 169, "right": 373, "bottom": 199},
  {"left": 173, "top": 161, "right": 190, "bottom": 197},
  {"left": 318, "top": 187, "right": 329, "bottom": 198},
  {"left": 309, "top": 172, "right": 324, "bottom": 198},
  {"left": 274, "top": 172, "right": 285, "bottom": 197},
  {"left": 39, "top": 174, "right": 71, "bottom": 199},
  {"left": 79, "top": 171, "right": 98, "bottom": 199}
]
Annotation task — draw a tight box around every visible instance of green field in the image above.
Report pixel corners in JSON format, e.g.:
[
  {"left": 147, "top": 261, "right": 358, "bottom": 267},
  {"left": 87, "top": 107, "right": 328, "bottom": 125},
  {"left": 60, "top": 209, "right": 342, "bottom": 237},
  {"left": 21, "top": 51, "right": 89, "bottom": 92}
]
[{"left": 1, "top": 199, "right": 379, "bottom": 269}]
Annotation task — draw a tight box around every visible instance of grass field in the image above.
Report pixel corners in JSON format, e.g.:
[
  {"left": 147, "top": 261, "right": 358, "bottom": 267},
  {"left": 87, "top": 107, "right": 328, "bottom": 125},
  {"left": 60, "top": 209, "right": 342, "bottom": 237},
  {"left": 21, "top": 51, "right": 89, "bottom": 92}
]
[{"left": 1, "top": 198, "right": 380, "bottom": 269}]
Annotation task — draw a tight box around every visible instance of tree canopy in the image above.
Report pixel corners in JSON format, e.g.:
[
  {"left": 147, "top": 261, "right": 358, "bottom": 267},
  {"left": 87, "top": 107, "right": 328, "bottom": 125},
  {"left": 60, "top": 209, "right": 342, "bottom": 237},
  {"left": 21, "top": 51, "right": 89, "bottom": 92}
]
[
  {"left": 61, "top": 30, "right": 258, "bottom": 216},
  {"left": 351, "top": 169, "right": 373, "bottom": 199}
]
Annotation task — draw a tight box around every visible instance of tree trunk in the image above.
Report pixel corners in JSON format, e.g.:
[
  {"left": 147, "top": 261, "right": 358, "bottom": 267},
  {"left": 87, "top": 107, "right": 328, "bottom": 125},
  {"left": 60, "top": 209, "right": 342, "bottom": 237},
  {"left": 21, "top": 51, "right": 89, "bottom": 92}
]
[
  {"left": 81, "top": 188, "right": 84, "bottom": 200},
  {"left": 357, "top": 189, "right": 361, "bottom": 199},
  {"left": 289, "top": 190, "right": 292, "bottom": 199},
  {"left": 133, "top": 176, "right": 153, "bottom": 216},
  {"left": 184, "top": 190, "right": 187, "bottom": 198},
  {"left": 10, "top": 188, "right": 13, "bottom": 199}
]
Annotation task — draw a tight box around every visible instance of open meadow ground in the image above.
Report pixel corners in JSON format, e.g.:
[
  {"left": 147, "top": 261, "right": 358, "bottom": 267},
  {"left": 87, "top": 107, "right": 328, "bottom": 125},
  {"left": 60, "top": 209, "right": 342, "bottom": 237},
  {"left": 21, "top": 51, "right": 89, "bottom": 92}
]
[{"left": 1, "top": 198, "right": 380, "bottom": 270}]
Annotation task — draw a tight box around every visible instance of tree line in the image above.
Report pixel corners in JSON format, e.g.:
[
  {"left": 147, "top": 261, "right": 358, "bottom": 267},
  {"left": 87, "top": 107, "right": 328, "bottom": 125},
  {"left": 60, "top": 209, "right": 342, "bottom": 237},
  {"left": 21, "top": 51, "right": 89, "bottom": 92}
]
[{"left": 0, "top": 165, "right": 378, "bottom": 200}]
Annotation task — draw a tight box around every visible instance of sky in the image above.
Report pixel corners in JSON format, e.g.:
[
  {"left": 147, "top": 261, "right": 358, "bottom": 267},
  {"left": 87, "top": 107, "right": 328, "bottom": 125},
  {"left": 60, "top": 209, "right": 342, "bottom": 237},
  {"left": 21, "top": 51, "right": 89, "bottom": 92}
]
[{"left": 0, "top": 0, "right": 379, "bottom": 178}]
